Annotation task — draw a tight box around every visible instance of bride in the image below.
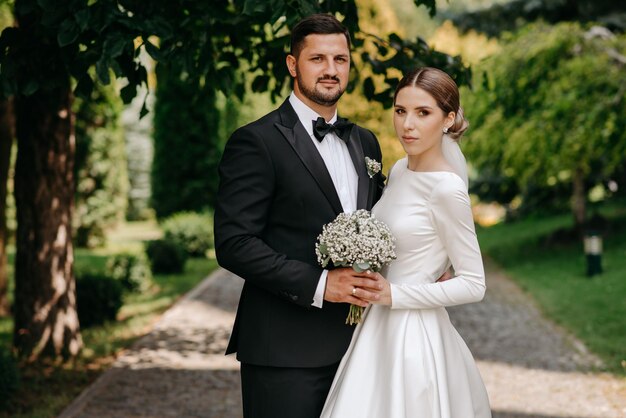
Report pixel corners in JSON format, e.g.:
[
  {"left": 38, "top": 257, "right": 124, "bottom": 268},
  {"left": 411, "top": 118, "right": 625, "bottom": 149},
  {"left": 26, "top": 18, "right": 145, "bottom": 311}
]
[{"left": 320, "top": 67, "right": 492, "bottom": 417}]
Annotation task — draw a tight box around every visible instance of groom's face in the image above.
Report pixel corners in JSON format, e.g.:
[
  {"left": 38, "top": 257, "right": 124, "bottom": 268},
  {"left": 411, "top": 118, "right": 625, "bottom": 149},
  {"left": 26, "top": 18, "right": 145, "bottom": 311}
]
[{"left": 287, "top": 33, "right": 350, "bottom": 108}]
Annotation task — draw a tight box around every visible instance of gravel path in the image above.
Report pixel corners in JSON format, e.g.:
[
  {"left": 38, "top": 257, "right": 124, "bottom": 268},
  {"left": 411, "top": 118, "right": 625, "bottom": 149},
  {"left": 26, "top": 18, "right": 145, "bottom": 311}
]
[
  {"left": 59, "top": 269, "right": 242, "bottom": 418},
  {"left": 58, "top": 262, "right": 626, "bottom": 418},
  {"left": 449, "top": 259, "right": 625, "bottom": 418}
]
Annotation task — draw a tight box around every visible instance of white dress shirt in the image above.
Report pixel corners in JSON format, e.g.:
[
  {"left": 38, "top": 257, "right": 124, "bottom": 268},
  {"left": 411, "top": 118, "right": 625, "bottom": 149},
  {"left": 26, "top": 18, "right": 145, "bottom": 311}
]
[{"left": 288, "top": 92, "right": 359, "bottom": 308}]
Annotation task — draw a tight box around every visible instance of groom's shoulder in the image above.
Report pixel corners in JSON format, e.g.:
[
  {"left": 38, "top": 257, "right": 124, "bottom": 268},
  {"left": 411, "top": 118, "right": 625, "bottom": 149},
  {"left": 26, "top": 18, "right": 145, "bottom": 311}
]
[
  {"left": 353, "top": 124, "right": 378, "bottom": 143},
  {"left": 352, "top": 124, "right": 381, "bottom": 157},
  {"left": 235, "top": 107, "right": 282, "bottom": 135},
  {"left": 225, "top": 108, "right": 285, "bottom": 150}
]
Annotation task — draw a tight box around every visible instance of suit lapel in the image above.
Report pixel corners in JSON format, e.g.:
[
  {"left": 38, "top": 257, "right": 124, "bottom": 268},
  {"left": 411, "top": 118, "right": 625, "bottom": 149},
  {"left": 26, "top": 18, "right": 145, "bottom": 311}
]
[
  {"left": 275, "top": 102, "right": 344, "bottom": 215},
  {"left": 344, "top": 127, "right": 370, "bottom": 210}
]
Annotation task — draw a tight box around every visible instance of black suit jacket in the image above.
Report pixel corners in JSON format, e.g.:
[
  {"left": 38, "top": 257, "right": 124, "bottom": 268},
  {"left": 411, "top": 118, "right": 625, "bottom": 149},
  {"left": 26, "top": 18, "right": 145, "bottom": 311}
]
[{"left": 214, "top": 99, "right": 385, "bottom": 367}]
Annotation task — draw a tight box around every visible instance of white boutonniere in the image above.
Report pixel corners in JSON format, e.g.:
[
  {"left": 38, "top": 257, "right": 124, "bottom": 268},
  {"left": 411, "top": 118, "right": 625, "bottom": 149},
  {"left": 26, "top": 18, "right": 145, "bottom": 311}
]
[{"left": 365, "top": 157, "right": 382, "bottom": 178}]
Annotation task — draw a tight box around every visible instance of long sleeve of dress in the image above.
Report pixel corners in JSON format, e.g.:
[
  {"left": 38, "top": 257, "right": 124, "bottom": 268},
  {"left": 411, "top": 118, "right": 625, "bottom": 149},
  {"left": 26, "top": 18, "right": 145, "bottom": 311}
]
[{"left": 390, "top": 175, "right": 486, "bottom": 309}]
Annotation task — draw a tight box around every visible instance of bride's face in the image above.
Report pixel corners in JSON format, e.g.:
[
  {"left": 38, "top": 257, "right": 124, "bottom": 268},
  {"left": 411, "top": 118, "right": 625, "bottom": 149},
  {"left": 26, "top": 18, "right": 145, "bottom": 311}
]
[{"left": 393, "top": 86, "right": 453, "bottom": 158}]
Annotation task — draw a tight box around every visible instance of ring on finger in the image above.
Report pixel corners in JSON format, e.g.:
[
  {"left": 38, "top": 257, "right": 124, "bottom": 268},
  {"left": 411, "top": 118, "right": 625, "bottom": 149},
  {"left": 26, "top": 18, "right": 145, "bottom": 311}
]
[{"left": 351, "top": 287, "right": 357, "bottom": 296}]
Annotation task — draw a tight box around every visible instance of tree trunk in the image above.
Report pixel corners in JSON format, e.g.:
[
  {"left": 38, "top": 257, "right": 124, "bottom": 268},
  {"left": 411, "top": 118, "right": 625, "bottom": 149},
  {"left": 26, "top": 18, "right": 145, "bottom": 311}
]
[
  {"left": 13, "top": 87, "right": 82, "bottom": 360},
  {"left": 572, "top": 167, "right": 586, "bottom": 230},
  {"left": 0, "top": 99, "right": 13, "bottom": 317}
]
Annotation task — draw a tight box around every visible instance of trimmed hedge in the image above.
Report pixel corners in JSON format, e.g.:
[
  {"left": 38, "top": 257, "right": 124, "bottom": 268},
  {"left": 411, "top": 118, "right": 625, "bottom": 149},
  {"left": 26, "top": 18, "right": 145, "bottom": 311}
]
[
  {"left": 162, "top": 212, "right": 213, "bottom": 258},
  {"left": 0, "top": 348, "right": 19, "bottom": 407},
  {"left": 106, "top": 252, "right": 152, "bottom": 292},
  {"left": 145, "top": 239, "right": 187, "bottom": 274},
  {"left": 76, "top": 274, "right": 123, "bottom": 327}
]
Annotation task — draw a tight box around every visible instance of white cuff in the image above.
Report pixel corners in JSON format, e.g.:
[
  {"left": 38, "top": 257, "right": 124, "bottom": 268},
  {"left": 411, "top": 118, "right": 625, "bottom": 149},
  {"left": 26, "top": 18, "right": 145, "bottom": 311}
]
[{"left": 311, "top": 270, "right": 328, "bottom": 308}]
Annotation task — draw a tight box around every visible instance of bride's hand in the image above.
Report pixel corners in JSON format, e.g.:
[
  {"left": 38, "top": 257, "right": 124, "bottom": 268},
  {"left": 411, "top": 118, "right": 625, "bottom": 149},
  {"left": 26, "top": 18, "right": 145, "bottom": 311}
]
[{"left": 369, "top": 272, "right": 392, "bottom": 306}]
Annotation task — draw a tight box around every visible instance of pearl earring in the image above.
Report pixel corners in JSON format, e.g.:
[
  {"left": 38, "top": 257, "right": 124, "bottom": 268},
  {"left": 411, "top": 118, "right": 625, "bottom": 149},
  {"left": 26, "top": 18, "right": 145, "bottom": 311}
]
[{"left": 443, "top": 127, "right": 449, "bottom": 134}]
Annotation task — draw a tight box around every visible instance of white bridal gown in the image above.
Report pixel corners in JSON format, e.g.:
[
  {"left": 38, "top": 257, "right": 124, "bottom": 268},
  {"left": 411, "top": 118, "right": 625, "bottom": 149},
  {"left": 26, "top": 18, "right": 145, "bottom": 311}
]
[{"left": 321, "top": 157, "right": 491, "bottom": 418}]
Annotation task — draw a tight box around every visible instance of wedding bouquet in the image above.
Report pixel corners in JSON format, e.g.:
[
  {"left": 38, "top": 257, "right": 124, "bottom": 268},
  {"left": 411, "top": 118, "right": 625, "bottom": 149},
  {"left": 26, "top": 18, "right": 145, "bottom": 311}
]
[{"left": 315, "top": 209, "right": 396, "bottom": 325}]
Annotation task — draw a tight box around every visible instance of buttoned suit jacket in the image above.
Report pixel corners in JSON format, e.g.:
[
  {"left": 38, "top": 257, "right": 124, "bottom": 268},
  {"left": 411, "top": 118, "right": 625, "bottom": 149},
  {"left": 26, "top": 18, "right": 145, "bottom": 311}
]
[{"left": 214, "top": 99, "right": 385, "bottom": 367}]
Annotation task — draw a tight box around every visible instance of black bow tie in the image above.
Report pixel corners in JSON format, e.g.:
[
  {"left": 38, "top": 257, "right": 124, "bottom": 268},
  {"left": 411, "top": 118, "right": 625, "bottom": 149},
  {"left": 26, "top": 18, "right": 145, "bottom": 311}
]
[{"left": 312, "top": 117, "right": 354, "bottom": 142}]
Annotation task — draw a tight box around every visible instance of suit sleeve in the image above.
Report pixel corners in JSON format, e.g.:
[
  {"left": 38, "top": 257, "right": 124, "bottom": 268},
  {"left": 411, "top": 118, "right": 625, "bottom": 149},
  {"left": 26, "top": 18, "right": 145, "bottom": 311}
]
[
  {"left": 214, "top": 126, "right": 322, "bottom": 308},
  {"left": 390, "top": 176, "right": 486, "bottom": 309}
]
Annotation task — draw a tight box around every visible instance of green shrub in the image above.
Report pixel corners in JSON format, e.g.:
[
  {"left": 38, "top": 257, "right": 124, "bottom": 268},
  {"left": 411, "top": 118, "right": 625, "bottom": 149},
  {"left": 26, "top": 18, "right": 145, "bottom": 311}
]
[
  {"left": 73, "top": 81, "right": 128, "bottom": 248},
  {"left": 76, "top": 274, "right": 123, "bottom": 328},
  {"left": 106, "top": 252, "right": 153, "bottom": 292},
  {"left": 162, "top": 212, "right": 213, "bottom": 257},
  {"left": 145, "top": 239, "right": 187, "bottom": 274},
  {"left": 0, "top": 348, "right": 19, "bottom": 407},
  {"left": 151, "top": 64, "right": 222, "bottom": 218}
]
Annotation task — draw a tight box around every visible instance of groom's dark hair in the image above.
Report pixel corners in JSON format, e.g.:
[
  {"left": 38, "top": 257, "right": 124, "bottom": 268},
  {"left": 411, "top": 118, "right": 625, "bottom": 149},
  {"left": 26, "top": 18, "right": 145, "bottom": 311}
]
[{"left": 290, "top": 14, "right": 351, "bottom": 57}]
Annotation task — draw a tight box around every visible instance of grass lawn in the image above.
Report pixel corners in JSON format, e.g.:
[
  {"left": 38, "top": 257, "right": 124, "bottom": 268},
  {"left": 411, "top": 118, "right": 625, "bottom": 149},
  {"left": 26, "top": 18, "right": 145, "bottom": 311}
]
[
  {"left": 477, "top": 205, "right": 626, "bottom": 375},
  {"left": 0, "top": 220, "right": 219, "bottom": 418}
]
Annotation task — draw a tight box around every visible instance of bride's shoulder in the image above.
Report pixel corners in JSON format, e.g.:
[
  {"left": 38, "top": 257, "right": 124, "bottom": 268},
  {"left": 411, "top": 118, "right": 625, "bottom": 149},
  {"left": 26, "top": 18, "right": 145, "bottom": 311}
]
[
  {"left": 430, "top": 173, "right": 470, "bottom": 205},
  {"left": 387, "top": 157, "right": 407, "bottom": 179}
]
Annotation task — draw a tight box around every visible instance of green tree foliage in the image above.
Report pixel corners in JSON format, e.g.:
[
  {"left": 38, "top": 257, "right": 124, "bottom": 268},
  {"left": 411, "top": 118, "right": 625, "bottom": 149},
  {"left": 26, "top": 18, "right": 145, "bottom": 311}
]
[
  {"left": 0, "top": 0, "right": 469, "bottom": 108},
  {"left": 74, "top": 81, "right": 128, "bottom": 248},
  {"left": 447, "top": 0, "right": 626, "bottom": 37},
  {"left": 463, "top": 22, "right": 626, "bottom": 225},
  {"left": 151, "top": 65, "right": 221, "bottom": 218}
]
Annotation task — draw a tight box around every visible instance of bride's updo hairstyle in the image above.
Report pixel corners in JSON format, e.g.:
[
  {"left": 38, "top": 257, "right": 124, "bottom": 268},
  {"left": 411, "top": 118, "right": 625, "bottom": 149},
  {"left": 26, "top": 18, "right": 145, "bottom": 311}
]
[{"left": 393, "top": 67, "right": 469, "bottom": 140}]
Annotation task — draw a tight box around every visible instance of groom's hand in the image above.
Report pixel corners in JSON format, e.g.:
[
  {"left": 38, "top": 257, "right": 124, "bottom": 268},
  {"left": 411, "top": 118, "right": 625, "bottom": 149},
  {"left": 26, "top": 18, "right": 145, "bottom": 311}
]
[
  {"left": 436, "top": 270, "right": 453, "bottom": 282},
  {"left": 324, "top": 268, "right": 383, "bottom": 307}
]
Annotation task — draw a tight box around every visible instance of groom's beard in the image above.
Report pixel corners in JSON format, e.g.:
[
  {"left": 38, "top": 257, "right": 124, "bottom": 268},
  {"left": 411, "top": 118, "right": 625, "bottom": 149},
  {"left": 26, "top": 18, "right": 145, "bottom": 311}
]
[{"left": 297, "top": 74, "right": 345, "bottom": 106}]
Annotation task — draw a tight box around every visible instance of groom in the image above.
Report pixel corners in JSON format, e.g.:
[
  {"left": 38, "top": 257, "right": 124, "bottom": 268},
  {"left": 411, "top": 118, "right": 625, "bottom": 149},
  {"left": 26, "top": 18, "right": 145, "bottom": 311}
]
[{"left": 214, "top": 13, "right": 386, "bottom": 418}]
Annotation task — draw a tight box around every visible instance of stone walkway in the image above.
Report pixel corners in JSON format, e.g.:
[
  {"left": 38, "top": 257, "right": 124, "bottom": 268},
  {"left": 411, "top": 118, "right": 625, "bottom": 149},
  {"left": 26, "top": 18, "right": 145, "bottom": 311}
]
[
  {"left": 449, "top": 260, "right": 625, "bottom": 418},
  {"left": 59, "top": 262, "right": 626, "bottom": 418}
]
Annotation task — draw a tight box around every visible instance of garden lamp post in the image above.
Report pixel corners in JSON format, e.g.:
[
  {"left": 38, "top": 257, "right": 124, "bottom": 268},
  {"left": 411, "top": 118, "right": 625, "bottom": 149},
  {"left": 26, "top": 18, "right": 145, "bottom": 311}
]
[{"left": 583, "top": 230, "right": 603, "bottom": 277}]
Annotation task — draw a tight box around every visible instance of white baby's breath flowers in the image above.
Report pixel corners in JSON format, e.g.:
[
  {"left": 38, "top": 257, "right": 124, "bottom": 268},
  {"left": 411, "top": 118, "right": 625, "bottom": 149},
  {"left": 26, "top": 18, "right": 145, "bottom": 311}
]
[
  {"left": 316, "top": 209, "right": 396, "bottom": 324},
  {"left": 365, "top": 157, "right": 382, "bottom": 178}
]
